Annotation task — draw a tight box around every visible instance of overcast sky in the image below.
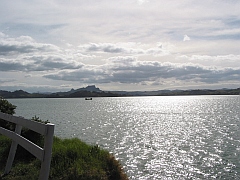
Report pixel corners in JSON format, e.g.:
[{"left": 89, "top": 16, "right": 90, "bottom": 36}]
[{"left": 0, "top": 0, "right": 240, "bottom": 92}]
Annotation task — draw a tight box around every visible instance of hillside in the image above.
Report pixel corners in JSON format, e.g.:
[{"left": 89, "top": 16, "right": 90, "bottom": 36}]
[{"left": 0, "top": 86, "right": 239, "bottom": 99}]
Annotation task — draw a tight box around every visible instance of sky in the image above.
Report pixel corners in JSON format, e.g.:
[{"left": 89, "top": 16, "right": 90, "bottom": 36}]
[{"left": 0, "top": 0, "right": 240, "bottom": 92}]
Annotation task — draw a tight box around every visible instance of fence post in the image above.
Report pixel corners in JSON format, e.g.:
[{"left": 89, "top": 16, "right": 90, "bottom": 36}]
[
  {"left": 4, "top": 124, "right": 22, "bottom": 175},
  {"left": 39, "top": 123, "right": 55, "bottom": 180},
  {"left": 0, "top": 112, "right": 55, "bottom": 180}
]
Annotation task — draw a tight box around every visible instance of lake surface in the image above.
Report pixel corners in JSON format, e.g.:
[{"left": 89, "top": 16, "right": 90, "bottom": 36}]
[{"left": 8, "top": 95, "right": 240, "bottom": 179}]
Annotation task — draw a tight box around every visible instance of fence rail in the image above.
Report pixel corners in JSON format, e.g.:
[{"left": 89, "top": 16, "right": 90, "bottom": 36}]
[{"left": 0, "top": 112, "right": 54, "bottom": 180}]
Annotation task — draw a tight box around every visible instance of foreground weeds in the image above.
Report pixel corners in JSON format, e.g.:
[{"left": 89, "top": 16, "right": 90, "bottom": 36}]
[{"left": 0, "top": 136, "right": 128, "bottom": 180}]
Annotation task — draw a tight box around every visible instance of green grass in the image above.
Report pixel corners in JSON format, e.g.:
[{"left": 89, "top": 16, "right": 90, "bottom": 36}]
[{"left": 0, "top": 135, "right": 128, "bottom": 180}]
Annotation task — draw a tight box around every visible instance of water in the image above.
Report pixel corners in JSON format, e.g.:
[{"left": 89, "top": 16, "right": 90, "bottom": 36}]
[{"left": 8, "top": 95, "right": 240, "bottom": 179}]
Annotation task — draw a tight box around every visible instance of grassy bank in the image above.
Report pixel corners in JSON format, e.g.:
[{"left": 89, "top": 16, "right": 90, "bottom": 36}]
[{"left": 0, "top": 135, "right": 128, "bottom": 180}]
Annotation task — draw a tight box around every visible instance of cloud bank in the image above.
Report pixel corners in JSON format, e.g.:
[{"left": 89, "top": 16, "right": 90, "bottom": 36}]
[{"left": 0, "top": 0, "right": 240, "bottom": 92}]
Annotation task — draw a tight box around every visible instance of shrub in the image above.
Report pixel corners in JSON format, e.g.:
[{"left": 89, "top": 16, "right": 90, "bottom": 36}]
[
  {"left": 0, "top": 98, "right": 16, "bottom": 115},
  {"left": 0, "top": 98, "right": 16, "bottom": 130}
]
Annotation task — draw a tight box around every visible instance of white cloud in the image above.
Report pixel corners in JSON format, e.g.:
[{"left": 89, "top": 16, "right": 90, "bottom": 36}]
[
  {"left": 183, "top": 35, "right": 191, "bottom": 41},
  {"left": 138, "top": 0, "right": 149, "bottom": 5}
]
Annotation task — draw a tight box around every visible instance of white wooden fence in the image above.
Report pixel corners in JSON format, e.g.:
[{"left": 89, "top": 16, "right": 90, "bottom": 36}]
[{"left": 0, "top": 112, "right": 54, "bottom": 180}]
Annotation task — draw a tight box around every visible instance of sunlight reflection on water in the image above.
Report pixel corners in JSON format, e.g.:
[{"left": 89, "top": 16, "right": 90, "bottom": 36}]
[{"left": 9, "top": 95, "right": 240, "bottom": 179}]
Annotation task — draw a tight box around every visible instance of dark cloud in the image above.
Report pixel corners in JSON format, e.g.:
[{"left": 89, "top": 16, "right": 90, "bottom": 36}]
[
  {"left": 0, "top": 34, "right": 90, "bottom": 72},
  {"left": 0, "top": 35, "right": 59, "bottom": 55},
  {"left": 28, "top": 55, "right": 83, "bottom": 71},
  {"left": 79, "top": 43, "right": 145, "bottom": 54},
  {"left": 43, "top": 57, "right": 240, "bottom": 85},
  {"left": 0, "top": 44, "right": 35, "bottom": 55},
  {"left": 44, "top": 68, "right": 106, "bottom": 83},
  {"left": 199, "top": 68, "right": 240, "bottom": 83},
  {"left": 0, "top": 59, "right": 26, "bottom": 71},
  {"left": 0, "top": 33, "right": 83, "bottom": 71},
  {"left": 0, "top": 54, "right": 83, "bottom": 72},
  {"left": 86, "top": 43, "right": 125, "bottom": 53}
]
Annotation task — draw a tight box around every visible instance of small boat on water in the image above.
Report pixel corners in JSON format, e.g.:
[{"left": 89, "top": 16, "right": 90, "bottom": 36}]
[{"left": 85, "top": 97, "right": 92, "bottom": 100}]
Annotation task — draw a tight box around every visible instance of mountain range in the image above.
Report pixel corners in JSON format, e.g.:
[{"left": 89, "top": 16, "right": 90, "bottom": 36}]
[{"left": 0, "top": 85, "right": 239, "bottom": 99}]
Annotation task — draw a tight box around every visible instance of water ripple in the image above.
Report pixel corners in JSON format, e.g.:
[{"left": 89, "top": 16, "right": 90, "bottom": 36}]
[{"left": 9, "top": 95, "right": 240, "bottom": 179}]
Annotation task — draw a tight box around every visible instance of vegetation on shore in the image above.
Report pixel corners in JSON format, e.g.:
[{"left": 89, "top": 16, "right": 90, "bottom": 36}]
[{"left": 0, "top": 98, "right": 128, "bottom": 180}]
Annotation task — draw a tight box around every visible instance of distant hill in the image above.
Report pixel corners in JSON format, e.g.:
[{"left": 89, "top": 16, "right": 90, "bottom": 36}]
[
  {"left": 68, "top": 85, "right": 102, "bottom": 94},
  {"left": 156, "top": 88, "right": 240, "bottom": 96},
  {"left": 0, "top": 86, "right": 239, "bottom": 99},
  {"left": 0, "top": 90, "right": 46, "bottom": 98},
  {"left": 110, "top": 88, "right": 240, "bottom": 96},
  {"left": 0, "top": 85, "right": 120, "bottom": 98}
]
